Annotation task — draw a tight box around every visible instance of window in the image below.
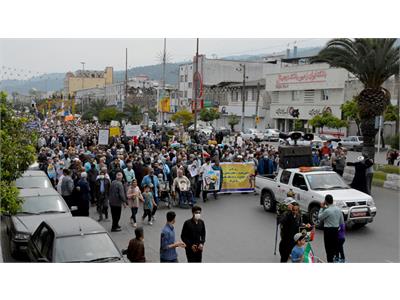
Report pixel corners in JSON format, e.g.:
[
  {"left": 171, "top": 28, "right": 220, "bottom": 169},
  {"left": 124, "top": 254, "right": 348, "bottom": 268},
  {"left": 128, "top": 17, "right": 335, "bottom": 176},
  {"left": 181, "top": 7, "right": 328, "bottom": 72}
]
[
  {"left": 271, "top": 91, "right": 279, "bottom": 103},
  {"left": 292, "top": 173, "right": 307, "bottom": 189},
  {"left": 184, "top": 91, "right": 188, "bottom": 98},
  {"left": 252, "top": 88, "right": 258, "bottom": 101},
  {"left": 304, "top": 90, "right": 315, "bottom": 103},
  {"left": 280, "top": 170, "right": 292, "bottom": 184},
  {"left": 188, "top": 82, "right": 192, "bottom": 88},
  {"left": 292, "top": 90, "right": 301, "bottom": 101},
  {"left": 321, "top": 89, "right": 329, "bottom": 100},
  {"left": 232, "top": 91, "right": 239, "bottom": 102},
  {"left": 180, "top": 75, "right": 184, "bottom": 82},
  {"left": 184, "top": 75, "right": 188, "bottom": 82},
  {"left": 179, "top": 91, "right": 183, "bottom": 97}
]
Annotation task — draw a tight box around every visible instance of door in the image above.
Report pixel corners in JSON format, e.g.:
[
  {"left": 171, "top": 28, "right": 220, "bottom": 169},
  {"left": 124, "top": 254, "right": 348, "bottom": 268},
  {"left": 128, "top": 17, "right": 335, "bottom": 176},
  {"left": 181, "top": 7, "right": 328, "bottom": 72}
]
[
  {"left": 31, "top": 224, "right": 54, "bottom": 262},
  {"left": 290, "top": 173, "right": 309, "bottom": 212},
  {"left": 276, "top": 170, "right": 292, "bottom": 203}
]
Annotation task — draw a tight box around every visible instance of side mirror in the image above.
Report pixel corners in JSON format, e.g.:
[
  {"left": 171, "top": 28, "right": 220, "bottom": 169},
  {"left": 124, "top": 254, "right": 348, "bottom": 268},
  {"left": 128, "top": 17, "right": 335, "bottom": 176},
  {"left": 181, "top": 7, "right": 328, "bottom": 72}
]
[
  {"left": 37, "top": 257, "right": 49, "bottom": 263},
  {"left": 70, "top": 206, "right": 78, "bottom": 212},
  {"left": 299, "top": 185, "right": 308, "bottom": 191}
]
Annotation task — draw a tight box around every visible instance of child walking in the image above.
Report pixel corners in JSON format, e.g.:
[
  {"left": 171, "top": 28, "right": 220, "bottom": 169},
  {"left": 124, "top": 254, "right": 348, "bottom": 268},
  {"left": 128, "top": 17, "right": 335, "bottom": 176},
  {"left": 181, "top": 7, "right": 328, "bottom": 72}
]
[
  {"left": 336, "top": 223, "right": 346, "bottom": 263},
  {"left": 142, "top": 184, "right": 157, "bottom": 225},
  {"left": 127, "top": 179, "right": 143, "bottom": 228}
]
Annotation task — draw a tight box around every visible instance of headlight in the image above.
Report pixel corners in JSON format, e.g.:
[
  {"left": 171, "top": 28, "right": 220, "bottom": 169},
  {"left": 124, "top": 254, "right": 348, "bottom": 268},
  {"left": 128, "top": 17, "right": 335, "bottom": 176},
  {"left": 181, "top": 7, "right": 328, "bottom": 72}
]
[
  {"left": 14, "top": 232, "right": 30, "bottom": 240},
  {"left": 335, "top": 200, "right": 347, "bottom": 208},
  {"left": 367, "top": 199, "right": 375, "bottom": 206}
]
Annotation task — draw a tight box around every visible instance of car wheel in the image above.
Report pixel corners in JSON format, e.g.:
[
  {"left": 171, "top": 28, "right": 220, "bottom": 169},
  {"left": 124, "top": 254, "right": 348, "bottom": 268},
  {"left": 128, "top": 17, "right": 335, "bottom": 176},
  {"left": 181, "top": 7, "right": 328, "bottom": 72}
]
[
  {"left": 261, "top": 190, "right": 276, "bottom": 212},
  {"left": 309, "top": 206, "right": 322, "bottom": 229}
]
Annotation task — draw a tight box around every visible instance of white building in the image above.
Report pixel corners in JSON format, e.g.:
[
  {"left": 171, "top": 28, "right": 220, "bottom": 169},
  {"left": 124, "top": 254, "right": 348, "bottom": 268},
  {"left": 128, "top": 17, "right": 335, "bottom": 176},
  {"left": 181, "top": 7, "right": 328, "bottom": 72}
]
[
  {"left": 178, "top": 56, "right": 265, "bottom": 111},
  {"left": 264, "top": 57, "right": 350, "bottom": 134}
]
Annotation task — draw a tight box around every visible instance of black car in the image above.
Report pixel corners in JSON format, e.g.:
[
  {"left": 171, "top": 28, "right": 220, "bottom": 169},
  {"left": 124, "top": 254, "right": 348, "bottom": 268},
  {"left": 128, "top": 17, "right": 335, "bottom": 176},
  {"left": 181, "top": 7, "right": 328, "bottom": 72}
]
[
  {"left": 27, "top": 217, "right": 124, "bottom": 263},
  {"left": 4, "top": 188, "right": 72, "bottom": 258}
]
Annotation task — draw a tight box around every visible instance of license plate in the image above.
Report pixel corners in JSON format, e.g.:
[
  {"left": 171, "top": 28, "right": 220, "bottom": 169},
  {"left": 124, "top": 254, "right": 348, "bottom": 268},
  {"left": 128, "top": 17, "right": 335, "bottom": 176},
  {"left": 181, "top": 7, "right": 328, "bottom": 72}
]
[{"left": 351, "top": 212, "right": 367, "bottom": 217}]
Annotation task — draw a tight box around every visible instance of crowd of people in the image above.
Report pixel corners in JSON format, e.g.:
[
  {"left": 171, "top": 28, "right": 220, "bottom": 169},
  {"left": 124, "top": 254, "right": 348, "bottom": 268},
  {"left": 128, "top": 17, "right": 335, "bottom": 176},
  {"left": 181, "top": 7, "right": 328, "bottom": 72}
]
[{"left": 34, "top": 116, "right": 378, "bottom": 263}]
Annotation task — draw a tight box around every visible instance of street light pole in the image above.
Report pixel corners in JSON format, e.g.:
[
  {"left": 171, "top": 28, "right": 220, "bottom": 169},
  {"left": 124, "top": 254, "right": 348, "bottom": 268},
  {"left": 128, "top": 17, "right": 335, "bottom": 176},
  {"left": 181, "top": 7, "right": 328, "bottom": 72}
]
[
  {"left": 239, "top": 63, "right": 246, "bottom": 132},
  {"left": 80, "top": 62, "right": 85, "bottom": 115},
  {"left": 194, "top": 38, "right": 199, "bottom": 131}
]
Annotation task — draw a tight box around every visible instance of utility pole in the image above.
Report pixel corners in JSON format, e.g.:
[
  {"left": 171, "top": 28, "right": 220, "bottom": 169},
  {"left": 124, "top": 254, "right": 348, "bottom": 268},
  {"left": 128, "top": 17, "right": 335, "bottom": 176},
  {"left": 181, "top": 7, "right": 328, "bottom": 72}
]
[
  {"left": 255, "top": 82, "right": 260, "bottom": 129},
  {"left": 80, "top": 62, "right": 85, "bottom": 115},
  {"left": 194, "top": 38, "right": 199, "bottom": 131},
  {"left": 125, "top": 48, "right": 128, "bottom": 111}
]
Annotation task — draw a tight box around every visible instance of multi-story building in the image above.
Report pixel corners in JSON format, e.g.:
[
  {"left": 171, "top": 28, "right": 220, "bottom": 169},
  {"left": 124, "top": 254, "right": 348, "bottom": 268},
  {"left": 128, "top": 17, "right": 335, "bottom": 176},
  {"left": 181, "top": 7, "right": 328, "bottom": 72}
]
[
  {"left": 178, "top": 56, "right": 265, "bottom": 110},
  {"left": 64, "top": 67, "right": 113, "bottom": 96}
]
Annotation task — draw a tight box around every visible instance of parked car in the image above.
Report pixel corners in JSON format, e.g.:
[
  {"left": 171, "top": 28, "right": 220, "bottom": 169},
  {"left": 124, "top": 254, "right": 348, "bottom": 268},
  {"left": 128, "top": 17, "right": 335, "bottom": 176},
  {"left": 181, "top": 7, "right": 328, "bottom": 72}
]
[
  {"left": 215, "top": 126, "right": 231, "bottom": 136},
  {"left": 15, "top": 170, "right": 53, "bottom": 189},
  {"left": 263, "top": 129, "right": 280, "bottom": 141},
  {"left": 27, "top": 217, "right": 125, "bottom": 263},
  {"left": 341, "top": 136, "right": 363, "bottom": 151},
  {"left": 255, "top": 167, "right": 376, "bottom": 229},
  {"left": 4, "top": 188, "right": 72, "bottom": 258},
  {"left": 241, "top": 128, "right": 264, "bottom": 141}
]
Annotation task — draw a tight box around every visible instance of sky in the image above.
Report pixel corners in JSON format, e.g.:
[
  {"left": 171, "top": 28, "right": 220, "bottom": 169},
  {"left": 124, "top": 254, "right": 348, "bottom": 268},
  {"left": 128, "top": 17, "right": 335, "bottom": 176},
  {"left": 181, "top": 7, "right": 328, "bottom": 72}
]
[{"left": 0, "top": 38, "right": 330, "bottom": 78}]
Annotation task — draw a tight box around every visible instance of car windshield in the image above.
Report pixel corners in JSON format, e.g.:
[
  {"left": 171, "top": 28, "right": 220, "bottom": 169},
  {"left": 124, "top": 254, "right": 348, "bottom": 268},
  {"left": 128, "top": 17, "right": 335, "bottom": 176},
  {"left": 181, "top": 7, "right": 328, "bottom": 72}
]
[
  {"left": 358, "top": 137, "right": 363, "bottom": 141},
  {"left": 54, "top": 233, "right": 121, "bottom": 263},
  {"left": 20, "top": 195, "right": 69, "bottom": 214},
  {"left": 306, "top": 173, "right": 349, "bottom": 190},
  {"left": 16, "top": 177, "right": 52, "bottom": 189}
]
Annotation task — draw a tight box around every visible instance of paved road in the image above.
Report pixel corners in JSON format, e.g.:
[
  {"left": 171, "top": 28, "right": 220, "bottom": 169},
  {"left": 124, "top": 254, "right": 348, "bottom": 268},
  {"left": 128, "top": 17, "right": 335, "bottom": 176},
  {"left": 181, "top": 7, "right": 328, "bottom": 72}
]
[{"left": 2, "top": 185, "right": 398, "bottom": 263}]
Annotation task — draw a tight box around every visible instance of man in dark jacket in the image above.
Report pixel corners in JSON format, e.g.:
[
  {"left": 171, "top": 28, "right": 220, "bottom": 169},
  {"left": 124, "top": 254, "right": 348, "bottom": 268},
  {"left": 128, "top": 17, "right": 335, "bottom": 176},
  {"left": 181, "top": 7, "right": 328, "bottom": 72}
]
[
  {"left": 126, "top": 227, "right": 146, "bottom": 262},
  {"left": 181, "top": 206, "right": 206, "bottom": 263},
  {"left": 95, "top": 170, "right": 111, "bottom": 221},
  {"left": 279, "top": 202, "right": 302, "bottom": 262},
  {"left": 87, "top": 162, "right": 98, "bottom": 205},
  {"left": 109, "top": 172, "right": 127, "bottom": 232}
]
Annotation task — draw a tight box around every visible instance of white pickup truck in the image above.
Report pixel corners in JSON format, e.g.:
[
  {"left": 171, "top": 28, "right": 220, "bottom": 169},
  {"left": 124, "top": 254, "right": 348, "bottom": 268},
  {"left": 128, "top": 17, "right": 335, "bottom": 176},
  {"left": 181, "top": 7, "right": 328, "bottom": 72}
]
[{"left": 255, "top": 167, "right": 377, "bottom": 228}]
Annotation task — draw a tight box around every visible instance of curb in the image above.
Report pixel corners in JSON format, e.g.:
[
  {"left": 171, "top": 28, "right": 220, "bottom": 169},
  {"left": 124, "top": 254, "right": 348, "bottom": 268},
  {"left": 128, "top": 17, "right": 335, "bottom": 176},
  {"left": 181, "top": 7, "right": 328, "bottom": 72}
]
[{"left": 343, "top": 167, "right": 400, "bottom": 191}]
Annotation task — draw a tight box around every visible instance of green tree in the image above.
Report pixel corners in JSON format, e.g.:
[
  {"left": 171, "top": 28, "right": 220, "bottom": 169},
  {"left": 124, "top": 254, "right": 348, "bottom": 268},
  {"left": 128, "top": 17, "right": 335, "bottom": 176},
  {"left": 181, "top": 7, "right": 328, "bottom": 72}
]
[
  {"left": 312, "top": 38, "right": 399, "bottom": 159},
  {"left": 384, "top": 104, "right": 399, "bottom": 122},
  {"left": 98, "top": 107, "right": 119, "bottom": 123},
  {"left": 148, "top": 108, "right": 158, "bottom": 121},
  {"left": 294, "top": 119, "right": 303, "bottom": 131},
  {"left": 228, "top": 114, "right": 240, "bottom": 132},
  {"left": 171, "top": 110, "right": 193, "bottom": 128},
  {"left": 341, "top": 98, "right": 361, "bottom": 135},
  {"left": 125, "top": 103, "right": 143, "bottom": 124},
  {"left": 88, "top": 98, "right": 107, "bottom": 117},
  {"left": 308, "top": 112, "right": 347, "bottom": 131},
  {"left": 1, "top": 91, "right": 37, "bottom": 214},
  {"left": 199, "top": 108, "right": 220, "bottom": 123}
]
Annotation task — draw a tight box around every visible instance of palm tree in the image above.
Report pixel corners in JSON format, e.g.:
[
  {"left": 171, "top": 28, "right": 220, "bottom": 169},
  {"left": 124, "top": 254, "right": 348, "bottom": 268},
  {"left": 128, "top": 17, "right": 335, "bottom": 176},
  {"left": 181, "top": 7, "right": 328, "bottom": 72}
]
[
  {"left": 87, "top": 98, "right": 108, "bottom": 117},
  {"left": 312, "top": 38, "right": 399, "bottom": 159},
  {"left": 125, "top": 103, "right": 143, "bottom": 124}
]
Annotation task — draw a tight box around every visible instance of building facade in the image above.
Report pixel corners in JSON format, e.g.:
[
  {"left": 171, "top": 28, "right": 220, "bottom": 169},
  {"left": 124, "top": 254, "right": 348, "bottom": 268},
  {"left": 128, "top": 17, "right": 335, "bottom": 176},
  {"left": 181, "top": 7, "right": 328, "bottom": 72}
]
[
  {"left": 64, "top": 67, "right": 113, "bottom": 96},
  {"left": 265, "top": 59, "right": 350, "bottom": 134},
  {"left": 178, "top": 56, "right": 265, "bottom": 111}
]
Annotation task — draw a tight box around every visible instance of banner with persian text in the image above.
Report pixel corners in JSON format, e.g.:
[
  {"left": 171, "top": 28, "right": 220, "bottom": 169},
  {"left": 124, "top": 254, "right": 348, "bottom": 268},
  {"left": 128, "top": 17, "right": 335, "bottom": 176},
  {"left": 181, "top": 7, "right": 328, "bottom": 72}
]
[{"left": 220, "top": 162, "right": 255, "bottom": 193}]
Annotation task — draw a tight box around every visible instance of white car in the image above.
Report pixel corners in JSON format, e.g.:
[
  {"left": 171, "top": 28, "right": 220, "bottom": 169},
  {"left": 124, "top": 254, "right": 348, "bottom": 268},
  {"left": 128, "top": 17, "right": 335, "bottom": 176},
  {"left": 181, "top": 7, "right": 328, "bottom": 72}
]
[
  {"left": 241, "top": 128, "right": 264, "bottom": 140},
  {"left": 263, "top": 129, "right": 280, "bottom": 141},
  {"left": 341, "top": 136, "right": 363, "bottom": 151}
]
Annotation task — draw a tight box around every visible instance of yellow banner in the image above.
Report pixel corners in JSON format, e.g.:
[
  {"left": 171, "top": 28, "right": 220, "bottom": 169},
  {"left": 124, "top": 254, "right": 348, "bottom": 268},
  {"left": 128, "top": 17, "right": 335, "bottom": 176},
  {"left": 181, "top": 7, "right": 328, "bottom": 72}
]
[
  {"left": 220, "top": 162, "right": 255, "bottom": 193},
  {"left": 109, "top": 127, "right": 121, "bottom": 137},
  {"left": 160, "top": 97, "right": 170, "bottom": 113}
]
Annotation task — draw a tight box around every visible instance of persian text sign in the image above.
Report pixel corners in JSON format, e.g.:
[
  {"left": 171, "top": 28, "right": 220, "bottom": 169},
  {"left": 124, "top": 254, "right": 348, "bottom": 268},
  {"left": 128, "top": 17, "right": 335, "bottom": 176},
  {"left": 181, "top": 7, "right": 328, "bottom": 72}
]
[
  {"left": 98, "top": 129, "right": 109, "bottom": 145},
  {"left": 276, "top": 70, "right": 327, "bottom": 86},
  {"left": 220, "top": 162, "right": 255, "bottom": 193}
]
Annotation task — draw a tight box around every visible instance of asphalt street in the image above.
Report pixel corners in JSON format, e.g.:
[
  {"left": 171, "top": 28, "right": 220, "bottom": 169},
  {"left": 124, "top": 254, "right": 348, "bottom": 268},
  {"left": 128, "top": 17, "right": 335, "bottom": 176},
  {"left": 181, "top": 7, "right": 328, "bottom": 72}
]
[{"left": 2, "top": 185, "right": 399, "bottom": 263}]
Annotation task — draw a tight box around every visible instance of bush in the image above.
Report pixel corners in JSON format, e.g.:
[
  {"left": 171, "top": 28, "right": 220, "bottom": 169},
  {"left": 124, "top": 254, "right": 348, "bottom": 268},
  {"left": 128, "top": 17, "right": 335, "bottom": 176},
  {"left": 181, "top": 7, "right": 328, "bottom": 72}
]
[
  {"left": 374, "top": 164, "right": 400, "bottom": 175},
  {"left": 388, "top": 134, "right": 399, "bottom": 150},
  {"left": 0, "top": 183, "right": 22, "bottom": 215}
]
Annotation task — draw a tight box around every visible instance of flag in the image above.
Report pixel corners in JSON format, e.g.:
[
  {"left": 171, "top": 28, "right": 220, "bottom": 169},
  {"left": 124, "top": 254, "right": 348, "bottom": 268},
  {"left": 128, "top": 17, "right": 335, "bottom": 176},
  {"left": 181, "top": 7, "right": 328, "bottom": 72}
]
[{"left": 303, "top": 242, "right": 316, "bottom": 263}]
